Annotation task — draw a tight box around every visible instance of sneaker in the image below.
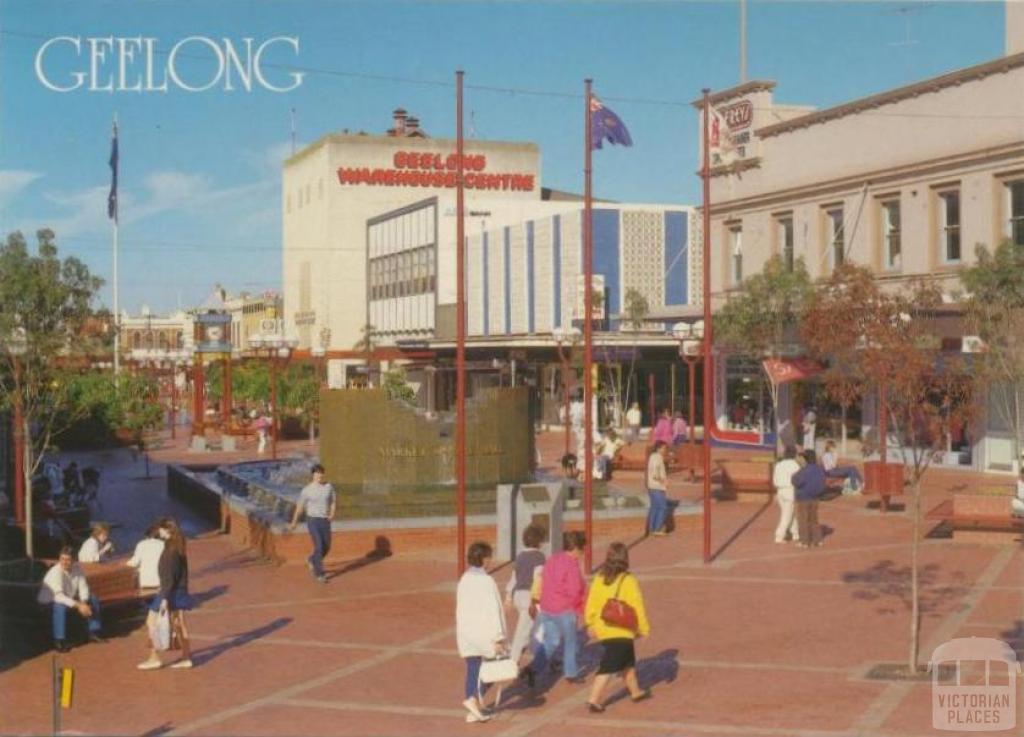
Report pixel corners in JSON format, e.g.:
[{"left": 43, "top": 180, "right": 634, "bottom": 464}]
[
  {"left": 137, "top": 659, "right": 163, "bottom": 671},
  {"left": 462, "top": 698, "right": 486, "bottom": 721},
  {"left": 587, "top": 702, "right": 606, "bottom": 713},
  {"left": 88, "top": 633, "right": 106, "bottom": 644},
  {"left": 316, "top": 575, "right": 328, "bottom": 584},
  {"left": 652, "top": 530, "right": 669, "bottom": 537},
  {"left": 54, "top": 640, "right": 70, "bottom": 654},
  {"left": 170, "top": 659, "right": 193, "bottom": 669},
  {"left": 465, "top": 713, "right": 490, "bottom": 723},
  {"left": 773, "top": 539, "right": 786, "bottom": 544}
]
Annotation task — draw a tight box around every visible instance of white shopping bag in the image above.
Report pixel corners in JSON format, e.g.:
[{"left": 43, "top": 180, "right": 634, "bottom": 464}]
[{"left": 150, "top": 609, "right": 172, "bottom": 651}]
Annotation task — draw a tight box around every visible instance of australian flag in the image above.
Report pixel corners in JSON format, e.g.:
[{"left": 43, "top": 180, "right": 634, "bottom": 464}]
[
  {"left": 107, "top": 121, "right": 118, "bottom": 222},
  {"left": 590, "top": 96, "right": 633, "bottom": 150}
]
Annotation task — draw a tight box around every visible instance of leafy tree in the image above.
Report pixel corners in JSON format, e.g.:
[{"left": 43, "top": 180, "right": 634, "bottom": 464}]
[
  {"left": 0, "top": 230, "right": 105, "bottom": 557},
  {"left": 619, "top": 288, "right": 650, "bottom": 422},
  {"left": 801, "top": 263, "right": 972, "bottom": 675},
  {"left": 280, "top": 364, "right": 320, "bottom": 440},
  {"left": 383, "top": 366, "right": 416, "bottom": 404},
  {"left": 353, "top": 323, "right": 377, "bottom": 384},
  {"left": 961, "top": 239, "right": 1024, "bottom": 471},
  {"left": 716, "top": 255, "right": 814, "bottom": 451}
]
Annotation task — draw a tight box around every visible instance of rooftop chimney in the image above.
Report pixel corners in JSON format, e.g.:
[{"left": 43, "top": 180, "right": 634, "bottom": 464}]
[
  {"left": 405, "top": 116, "right": 420, "bottom": 136},
  {"left": 392, "top": 108, "right": 408, "bottom": 136}
]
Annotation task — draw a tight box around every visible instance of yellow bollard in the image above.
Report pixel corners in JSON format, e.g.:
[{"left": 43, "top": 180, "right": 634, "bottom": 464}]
[{"left": 60, "top": 667, "right": 73, "bottom": 708}]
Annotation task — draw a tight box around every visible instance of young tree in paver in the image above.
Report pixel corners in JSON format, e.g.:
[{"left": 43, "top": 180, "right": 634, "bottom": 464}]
[
  {"left": 0, "top": 230, "right": 105, "bottom": 557},
  {"left": 716, "top": 255, "right": 814, "bottom": 453},
  {"left": 280, "top": 364, "right": 320, "bottom": 441},
  {"left": 620, "top": 287, "right": 650, "bottom": 422},
  {"left": 801, "top": 263, "right": 972, "bottom": 674},
  {"left": 961, "top": 239, "right": 1024, "bottom": 470}
]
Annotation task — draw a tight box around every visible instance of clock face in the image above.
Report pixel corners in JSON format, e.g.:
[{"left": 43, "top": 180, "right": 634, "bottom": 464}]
[{"left": 207, "top": 326, "right": 223, "bottom": 341}]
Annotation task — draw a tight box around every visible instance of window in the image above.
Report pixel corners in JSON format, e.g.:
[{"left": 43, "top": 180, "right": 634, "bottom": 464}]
[
  {"left": 1007, "top": 180, "right": 1024, "bottom": 247},
  {"left": 777, "top": 216, "right": 794, "bottom": 271},
  {"left": 825, "top": 208, "right": 844, "bottom": 269},
  {"left": 938, "top": 190, "right": 961, "bottom": 263},
  {"left": 882, "top": 199, "right": 901, "bottom": 270},
  {"left": 729, "top": 226, "right": 743, "bottom": 284}
]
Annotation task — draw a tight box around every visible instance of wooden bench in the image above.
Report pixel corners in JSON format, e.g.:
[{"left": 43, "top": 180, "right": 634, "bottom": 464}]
[
  {"left": 717, "top": 460, "right": 773, "bottom": 501},
  {"left": 926, "top": 498, "right": 1024, "bottom": 545},
  {"left": 611, "top": 443, "right": 701, "bottom": 476},
  {"left": 79, "top": 560, "right": 150, "bottom": 609}
]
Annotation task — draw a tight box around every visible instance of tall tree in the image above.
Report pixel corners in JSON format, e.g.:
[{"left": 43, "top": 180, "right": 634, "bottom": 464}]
[
  {"left": 0, "top": 230, "right": 105, "bottom": 556},
  {"left": 716, "top": 255, "right": 814, "bottom": 450},
  {"left": 961, "top": 239, "right": 1024, "bottom": 471},
  {"left": 801, "top": 263, "right": 972, "bottom": 674}
]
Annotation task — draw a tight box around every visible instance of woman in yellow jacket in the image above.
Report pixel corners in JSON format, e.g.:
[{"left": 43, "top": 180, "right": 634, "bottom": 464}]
[{"left": 583, "top": 542, "right": 652, "bottom": 712}]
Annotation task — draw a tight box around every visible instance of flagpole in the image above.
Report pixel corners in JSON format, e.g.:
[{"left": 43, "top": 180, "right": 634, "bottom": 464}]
[
  {"left": 701, "top": 89, "right": 713, "bottom": 565},
  {"left": 112, "top": 113, "right": 120, "bottom": 377},
  {"left": 455, "top": 70, "right": 467, "bottom": 577},
  {"left": 583, "top": 79, "right": 594, "bottom": 572}
]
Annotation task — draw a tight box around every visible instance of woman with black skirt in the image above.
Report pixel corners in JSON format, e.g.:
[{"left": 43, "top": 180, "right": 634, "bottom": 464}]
[
  {"left": 138, "top": 518, "right": 195, "bottom": 670},
  {"left": 582, "top": 542, "right": 651, "bottom": 712}
]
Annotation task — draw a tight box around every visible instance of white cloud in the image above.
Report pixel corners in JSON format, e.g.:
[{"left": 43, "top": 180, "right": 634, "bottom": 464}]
[{"left": 0, "top": 170, "right": 42, "bottom": 207}]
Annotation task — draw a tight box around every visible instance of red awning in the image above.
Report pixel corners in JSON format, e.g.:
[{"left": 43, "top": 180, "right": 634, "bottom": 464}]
[{"left": 762, "top": 357, "right": 825, "bottom": 386}]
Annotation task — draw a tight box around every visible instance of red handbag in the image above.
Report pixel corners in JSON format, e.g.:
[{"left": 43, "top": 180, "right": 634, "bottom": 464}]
[{"left": 600, "top": 574, "right": 638, "bottom": 631}]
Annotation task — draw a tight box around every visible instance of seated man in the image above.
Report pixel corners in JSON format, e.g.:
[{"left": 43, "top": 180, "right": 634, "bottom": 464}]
[
  {"left": 1013, "top": 468, "right": 1024, "bottom": 518},
  {"left": 37, "top": 546, "right": 103, "bottom": 652},
  {"left": 78, "top": 522, "right": 114, "bottom": 563},
  {"left": 821, "top": 441, "right": 863, "bottom": 492},
  {"left": 593, "top": 430, "right": 624, "bottom": 481}
]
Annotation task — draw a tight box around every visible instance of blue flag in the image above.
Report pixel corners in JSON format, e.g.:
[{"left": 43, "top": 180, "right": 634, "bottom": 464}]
[
  {"left": 107, "top": 121, "right": 118, "bottom": 221},
  {"left": 590, "top": 96, "right": 633, "bottom": 150}
]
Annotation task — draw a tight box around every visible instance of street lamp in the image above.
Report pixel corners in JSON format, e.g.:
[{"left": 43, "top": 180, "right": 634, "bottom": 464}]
[
  {"left": 4, "top": 328, "right": 28, "bottom": 535},
  {"left": 247, "top": 333, "right": 298, "bottom": 459},
  {"left": 553, "top": 326, "right": 582, "bottom": 457},
  {"left": 672, "top": 321, "right": 704, "bottom": 446}
]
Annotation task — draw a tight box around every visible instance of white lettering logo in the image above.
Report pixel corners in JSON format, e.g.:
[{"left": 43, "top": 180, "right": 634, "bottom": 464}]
[
  {"left": 34, "top": 36, "right": 304, "bottom": 93},
  {"left": 930, "top": 638, "right": 1020, "bottom": 732}
]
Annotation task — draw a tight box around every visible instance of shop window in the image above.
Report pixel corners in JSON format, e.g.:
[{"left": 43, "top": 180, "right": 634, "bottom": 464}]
[
  {"left": 881, "top": 199, "right": 901, "bottom": 270},
  {"left": 1006, "top": 180, "right": 1024, "bottom": 247},
  {"left": 777, "top": 216, "right": 794, "bottom": 272},
  {"left": 825, "top": 208, "right": 844, "bottom": 269},
  {"left": 729, "top": 226, "right": 743, "bottom": 284},
  {"left": 938, "top": 190, "right": 961, "bottom": 263}
]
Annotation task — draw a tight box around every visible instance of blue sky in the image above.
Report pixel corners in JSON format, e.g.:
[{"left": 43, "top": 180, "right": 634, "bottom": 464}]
[{"left": 0, "top": 0, "right": 1006, "bottom": 313}]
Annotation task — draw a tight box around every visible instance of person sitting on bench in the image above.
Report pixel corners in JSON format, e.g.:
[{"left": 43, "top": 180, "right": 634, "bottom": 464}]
[
  {"left": 78, "top": 522, "right": 114, "bottom": 563},
  {"left": 1013, "top": 468, "right": 1024, "bottom": 518},
  {"left": 37, "top": 546, "right": 104, "bottom": 652},
  {"left": 820, "top": 441, "right": 863, "bottom": 492}
]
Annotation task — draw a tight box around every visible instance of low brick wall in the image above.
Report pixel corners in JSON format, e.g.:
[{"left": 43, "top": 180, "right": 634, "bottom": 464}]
[
  {"left": 952, "top": 491, "right": 1012, "bottom": 517},
  {"left": 167, "top": 464, "right": 222, "bottom": 527}
]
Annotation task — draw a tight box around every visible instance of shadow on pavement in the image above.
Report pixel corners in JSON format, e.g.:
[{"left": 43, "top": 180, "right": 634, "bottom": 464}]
[
  {"left": 604, "top": 647, "right": 680, "bottom": 707},
  {"left": 326, "top": 537, "right": 393, "bottom": 580},
  {"left": 191, "top": 616, "right": 292, "bottom": 667},
  {"left": 841, "top": 560, "right": 969, "bottom": 617},
  {"left": 710, "top": 499, "right": 774, "bottom": 562},
  {"left": 191, "top": 584, "right": 229, "bottom": 606}
]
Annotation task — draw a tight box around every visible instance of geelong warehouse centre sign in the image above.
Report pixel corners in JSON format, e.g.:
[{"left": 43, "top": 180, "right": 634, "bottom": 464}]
[{"left": 337, "top": 151, "right": 536, "bottom": 192}]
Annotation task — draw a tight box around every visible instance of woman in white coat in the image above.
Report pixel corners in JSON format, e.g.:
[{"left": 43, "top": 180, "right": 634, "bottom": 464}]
[
  {"left": 773, "top": 446, "right": 802, "bottom": 543},
  {"left": 456, "top": 541, "right": 507, "bottom": 724}
]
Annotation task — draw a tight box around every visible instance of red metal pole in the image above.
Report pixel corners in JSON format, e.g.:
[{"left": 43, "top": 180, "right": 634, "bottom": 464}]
[
  {"left": 270, "top": 359, "right": 278, "bottom": 460},
  {"left": 170, "top": 368, "right": 178, "bottom": 440},
  {"left": 583, "top": 78, "right": 594, "bottom": 571},
  {"left": 687, "top": 357, "right": 696, "bottom": 444},
  {"left": 455, "top": 69, "right": 467, "bottom": 576},
  {"left": 559, "top": 347, "right": 571, "bottom": 457},
  {"left": 192, "top": 357, "right": 205, "bottom": 441},
  {"left": 701, "top": 88, "right": 713, "bottom": 564},
  {"left": 647, "top": 372, "right": 656, "bottom": 430},
  {"left": 12, "top": 358, "right": 24, "bottom": 525}
]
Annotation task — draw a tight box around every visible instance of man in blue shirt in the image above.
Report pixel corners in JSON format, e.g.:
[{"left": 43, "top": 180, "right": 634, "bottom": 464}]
[{"left": 792, "top": 450, "right": 827, "bottom": 548}]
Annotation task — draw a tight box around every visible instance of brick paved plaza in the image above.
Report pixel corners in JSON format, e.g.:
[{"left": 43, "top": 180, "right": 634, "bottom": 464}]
[{"left": 0, "top": 431, "right": 1021, "bottom": 736}]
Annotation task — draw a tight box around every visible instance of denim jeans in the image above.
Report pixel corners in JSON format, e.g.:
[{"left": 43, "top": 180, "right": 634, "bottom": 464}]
[
  {"left": 51, "top": 597, "right": 101, "bottom": 641},
  {"left": 463, "top": 656, "right": 492, "bottom": 699},
  {"left": 307, "top": 517, "right": 332, "bottom": 576},
  {"left": 646, "top": 488, "right": 668, "bottom": 534},
  {"left": 530, "top": 610, "right": 580, "bottom": 679},
  {"left": 826, "top": 466, "right": 862, "bottom": 490}
]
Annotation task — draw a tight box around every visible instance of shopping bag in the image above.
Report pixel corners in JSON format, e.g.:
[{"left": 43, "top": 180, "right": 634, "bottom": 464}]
[{"left": 149, "top": 610, "right": 172, "bottom": 651}]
